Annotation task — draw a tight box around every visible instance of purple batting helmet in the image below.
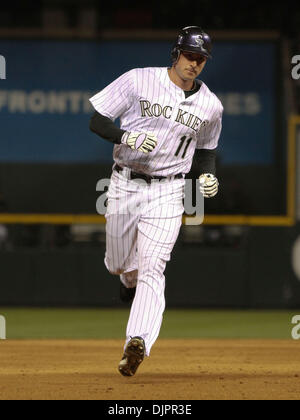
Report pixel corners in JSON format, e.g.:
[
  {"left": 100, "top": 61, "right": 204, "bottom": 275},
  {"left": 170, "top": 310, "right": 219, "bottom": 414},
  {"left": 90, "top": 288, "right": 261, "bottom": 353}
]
[{"left": 171, "top": 26, "right": 212, "bottom": 62}]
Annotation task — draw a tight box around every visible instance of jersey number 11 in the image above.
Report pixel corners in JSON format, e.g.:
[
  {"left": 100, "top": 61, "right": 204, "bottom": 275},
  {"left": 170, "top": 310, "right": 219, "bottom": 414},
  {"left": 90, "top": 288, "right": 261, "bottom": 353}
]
[{"left": 175, "top": 136, "right": 193, "bottom": 159}]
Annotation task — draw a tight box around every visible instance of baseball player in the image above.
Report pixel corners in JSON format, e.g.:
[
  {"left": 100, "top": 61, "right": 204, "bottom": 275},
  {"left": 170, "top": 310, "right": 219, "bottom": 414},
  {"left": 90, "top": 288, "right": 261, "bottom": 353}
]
[{"left": 89, "top": 26, "right": 223, "bottom": 376}]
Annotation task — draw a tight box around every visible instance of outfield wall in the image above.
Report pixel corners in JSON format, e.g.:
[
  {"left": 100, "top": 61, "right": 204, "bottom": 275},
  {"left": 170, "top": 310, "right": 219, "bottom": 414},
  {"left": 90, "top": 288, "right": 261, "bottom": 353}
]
[{"left": 0, "top": 225, "right": 299, "bottom": 308}]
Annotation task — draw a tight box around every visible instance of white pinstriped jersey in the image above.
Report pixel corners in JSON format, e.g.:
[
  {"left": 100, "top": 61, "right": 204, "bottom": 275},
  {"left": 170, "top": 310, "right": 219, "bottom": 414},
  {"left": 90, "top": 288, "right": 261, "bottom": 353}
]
[{"left": 90, "top": 67, "right": 223, "bottom": 177}]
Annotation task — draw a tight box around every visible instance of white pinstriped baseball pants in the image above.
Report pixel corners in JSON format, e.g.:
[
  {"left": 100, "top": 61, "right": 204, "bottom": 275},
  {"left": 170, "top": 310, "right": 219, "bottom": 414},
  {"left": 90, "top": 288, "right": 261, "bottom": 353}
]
[{"left": 104, "top": 168, "right": 185, "bottom": 356}]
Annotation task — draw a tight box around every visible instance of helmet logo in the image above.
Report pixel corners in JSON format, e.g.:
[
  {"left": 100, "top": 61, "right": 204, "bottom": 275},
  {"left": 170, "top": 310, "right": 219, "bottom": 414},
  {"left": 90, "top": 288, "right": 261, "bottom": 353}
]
[{"left": 195, "top": 35, "right": 204, "bottom": 47}]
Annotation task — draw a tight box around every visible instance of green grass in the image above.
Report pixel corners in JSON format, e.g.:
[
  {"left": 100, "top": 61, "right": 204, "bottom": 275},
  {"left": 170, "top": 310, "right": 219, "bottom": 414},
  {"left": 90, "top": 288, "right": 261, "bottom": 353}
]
[{"left": 0, "top": 308, "right": 298, "bottom": 339}]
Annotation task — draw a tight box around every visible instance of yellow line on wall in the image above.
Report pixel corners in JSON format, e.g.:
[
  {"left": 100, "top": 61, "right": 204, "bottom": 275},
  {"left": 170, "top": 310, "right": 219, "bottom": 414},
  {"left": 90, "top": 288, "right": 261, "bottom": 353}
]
[
  {"left": 0, "top": 214, "right": 106, "bottom": 225},
  {"left": 0, "top": 213, "right": 294, "bottom": 226}
]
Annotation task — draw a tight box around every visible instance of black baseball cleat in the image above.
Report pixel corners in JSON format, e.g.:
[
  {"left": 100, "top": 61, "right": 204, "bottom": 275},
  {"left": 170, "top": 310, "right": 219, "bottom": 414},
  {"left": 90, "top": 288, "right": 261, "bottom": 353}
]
[
  {"left": 120, "top": 282, "right": 136, "bottom": 303},
  {"left": 118, "top": 336, "right": 145, "bottom": 377}
]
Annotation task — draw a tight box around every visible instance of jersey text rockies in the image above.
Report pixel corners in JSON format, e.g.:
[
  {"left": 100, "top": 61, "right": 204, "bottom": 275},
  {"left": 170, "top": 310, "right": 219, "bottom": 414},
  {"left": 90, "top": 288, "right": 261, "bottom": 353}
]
[{"left": 140, "top": 100, "right": 208, "bottom": 132}]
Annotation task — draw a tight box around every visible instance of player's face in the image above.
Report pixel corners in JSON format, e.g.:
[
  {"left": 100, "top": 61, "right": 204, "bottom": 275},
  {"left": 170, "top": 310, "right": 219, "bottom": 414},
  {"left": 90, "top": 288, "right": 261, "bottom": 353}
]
[{"left": 175, "top": 51, "right": 207, "bottom": 81}]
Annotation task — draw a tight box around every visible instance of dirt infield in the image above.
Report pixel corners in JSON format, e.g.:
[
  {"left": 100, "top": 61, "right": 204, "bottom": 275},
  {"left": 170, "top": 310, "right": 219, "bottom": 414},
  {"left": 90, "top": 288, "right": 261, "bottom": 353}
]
[{"left": 0, "top": 339, "right": 300, "bottom": 400}]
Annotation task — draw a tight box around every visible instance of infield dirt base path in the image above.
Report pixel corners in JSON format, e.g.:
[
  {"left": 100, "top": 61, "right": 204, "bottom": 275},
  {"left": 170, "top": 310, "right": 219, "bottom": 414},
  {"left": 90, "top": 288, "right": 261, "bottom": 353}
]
[{"left": 0, "top": 339, "right": 300, "bottom": 400}]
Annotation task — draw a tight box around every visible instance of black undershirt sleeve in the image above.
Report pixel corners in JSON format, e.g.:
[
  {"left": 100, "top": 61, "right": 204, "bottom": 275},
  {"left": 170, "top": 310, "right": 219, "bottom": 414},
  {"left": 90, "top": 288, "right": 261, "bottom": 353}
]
[
  {"left": 193, "top": 148, "right": 217, "bottom": 176},
  {"left": 185, "top": 84, "right": 218, "bottom": 175},
  {"left": 89, "top": 111, "right": 126, "bottom": 144}
]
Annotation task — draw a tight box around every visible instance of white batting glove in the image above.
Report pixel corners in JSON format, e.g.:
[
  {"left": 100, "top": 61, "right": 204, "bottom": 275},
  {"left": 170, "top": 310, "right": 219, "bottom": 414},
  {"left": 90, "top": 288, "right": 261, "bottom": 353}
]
[
  {"left": 199, "top": 173, "right": 219, "bottom": 198},
  {"left": 121, "top": 132, "right": 158, "bottom": 154}
]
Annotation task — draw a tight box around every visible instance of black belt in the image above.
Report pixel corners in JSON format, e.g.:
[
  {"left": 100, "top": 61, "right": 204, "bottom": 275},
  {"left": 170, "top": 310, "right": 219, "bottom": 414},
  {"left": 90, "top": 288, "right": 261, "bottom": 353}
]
[{"left": 114, "top": 164, "right": 183, "bottom": 184}]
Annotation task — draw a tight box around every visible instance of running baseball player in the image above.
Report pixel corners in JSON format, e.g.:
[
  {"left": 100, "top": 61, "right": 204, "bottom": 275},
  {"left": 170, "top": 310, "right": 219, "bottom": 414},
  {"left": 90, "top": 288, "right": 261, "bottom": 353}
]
[{"left": 89, "top": 26, "right": 223, "bottom": 376}]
